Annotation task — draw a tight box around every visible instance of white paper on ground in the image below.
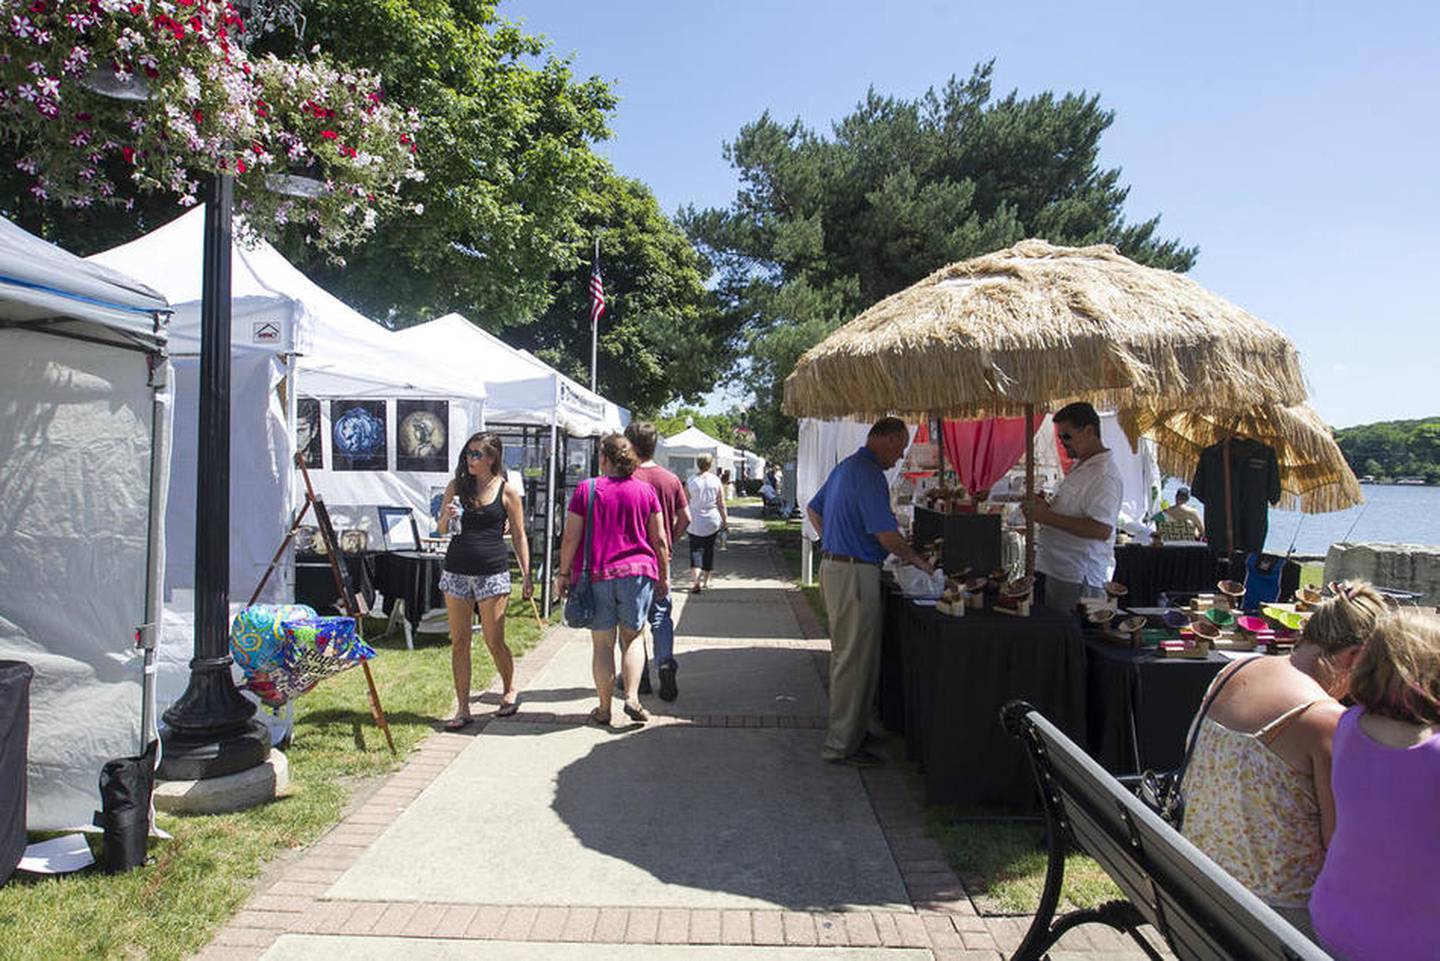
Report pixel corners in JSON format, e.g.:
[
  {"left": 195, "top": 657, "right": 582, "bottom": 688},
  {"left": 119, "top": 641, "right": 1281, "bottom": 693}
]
[{"left": 18, "top": 834, "right": 95, "bottom": 874}]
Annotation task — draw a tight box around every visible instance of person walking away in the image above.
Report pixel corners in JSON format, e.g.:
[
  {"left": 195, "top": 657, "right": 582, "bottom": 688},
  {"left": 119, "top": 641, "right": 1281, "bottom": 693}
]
[
  {"left": 685, "top": 454, "right": 727, "bottom": 592},
  {"left": 1309, "top": 607, "right": 1440, "bottom": 961},
  {"left": 807, "top": 417, "right": 933, "bottom": 768},
  {"left": 626, "top": 421, "right": 690, "bottom": 702},
  {"left": 554, "top": 434, "right": 671, "bottom": 726},
  {"left": 437, "top": 432, "right": 532, "bottom": 729},
  {"left": 1023, "top": 402, "right": 1124, "bottom": 613}
]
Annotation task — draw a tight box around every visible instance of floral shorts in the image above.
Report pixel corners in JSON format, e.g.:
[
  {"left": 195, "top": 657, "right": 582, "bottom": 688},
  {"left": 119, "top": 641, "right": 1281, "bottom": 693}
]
[{"left": 439, "top": 570, "right": 512, "bottom": 601}]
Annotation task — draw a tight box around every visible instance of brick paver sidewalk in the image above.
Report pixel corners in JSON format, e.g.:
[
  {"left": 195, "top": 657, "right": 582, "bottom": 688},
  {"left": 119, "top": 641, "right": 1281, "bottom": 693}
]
[{"left": 193, "top": 509, "right": 1167, "bottom": 961}]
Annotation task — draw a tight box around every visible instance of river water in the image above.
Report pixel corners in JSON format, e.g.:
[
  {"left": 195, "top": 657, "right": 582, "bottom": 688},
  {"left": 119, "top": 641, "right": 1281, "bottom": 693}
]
[{"left": 1160, "top": 481, "right": 1440, "bottom": 557}]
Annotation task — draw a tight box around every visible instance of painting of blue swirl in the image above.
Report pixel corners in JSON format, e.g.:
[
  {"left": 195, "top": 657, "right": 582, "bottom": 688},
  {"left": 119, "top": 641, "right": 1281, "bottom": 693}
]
[{"left": 330, "top": 400, "right": 388, "bottom": 471}]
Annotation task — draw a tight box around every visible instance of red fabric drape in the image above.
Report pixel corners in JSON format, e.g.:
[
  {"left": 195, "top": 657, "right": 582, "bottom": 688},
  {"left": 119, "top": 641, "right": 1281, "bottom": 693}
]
[{"left": 939, "top": 414, "right": 1047, "bottom": 494}]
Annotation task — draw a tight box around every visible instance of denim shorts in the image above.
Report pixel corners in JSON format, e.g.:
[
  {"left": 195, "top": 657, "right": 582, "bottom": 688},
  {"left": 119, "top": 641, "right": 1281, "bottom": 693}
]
[
  {"left": 439, "top": 570, "right": 511, "bottom": 601},
  {"left": 591, "top": 575, "right": 655, "bottom": 632}
]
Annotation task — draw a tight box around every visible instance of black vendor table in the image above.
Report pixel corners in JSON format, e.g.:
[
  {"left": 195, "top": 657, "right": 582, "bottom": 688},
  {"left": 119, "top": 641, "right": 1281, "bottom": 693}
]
[
  {"left": 295, "top": 551, "right": 377, "bottom": 614},
  {"left": 373, "top": 550, "right": 445, "bottom": 629},
  {"left": 1084, "top": 636, "right": 1227, "bottom": 776},
  {"left": 1112, "top": 542, "right": 1214, "bottom": 606},
  {"left": 883, "top": 587, "right": 1087, "bottom": 810}
]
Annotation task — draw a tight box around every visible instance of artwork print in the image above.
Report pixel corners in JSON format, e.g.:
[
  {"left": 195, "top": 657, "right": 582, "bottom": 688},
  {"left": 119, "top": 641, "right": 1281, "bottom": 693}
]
[
  {"left": 396, "top": 399, "right": 449, "bottom": 472},
  {"left": 331, "top": 399, "right": 388, "bottom": 471},
  {"left": 296, "top": 397, "right": 323, "bottom": 469}
]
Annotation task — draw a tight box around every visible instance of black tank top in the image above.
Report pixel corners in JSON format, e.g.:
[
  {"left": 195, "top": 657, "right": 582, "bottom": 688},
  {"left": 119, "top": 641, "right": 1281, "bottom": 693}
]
[{"left": 443, "top": 480, "right": 509, "bottom": 575}]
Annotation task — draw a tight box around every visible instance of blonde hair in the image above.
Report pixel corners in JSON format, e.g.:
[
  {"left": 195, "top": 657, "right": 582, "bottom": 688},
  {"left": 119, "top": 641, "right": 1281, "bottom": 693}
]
[
  {"left": 1302, "top": 581, "right": 1387, "bottom": 657},
  {"left": 1350, "top": 608, "right": 1440, "bottom": 726},
  {"left": 696, "top": 453, "right": 713, "bottom": 472},
  {"left": 600, "top": 433, "right": 639, "bottom": 477}
]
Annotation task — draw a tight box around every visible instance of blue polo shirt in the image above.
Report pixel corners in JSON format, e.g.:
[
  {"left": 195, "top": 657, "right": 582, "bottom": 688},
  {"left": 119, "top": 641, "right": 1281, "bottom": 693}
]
[{"left": 808, "top": 446, "right": 897, "bottom": 563}]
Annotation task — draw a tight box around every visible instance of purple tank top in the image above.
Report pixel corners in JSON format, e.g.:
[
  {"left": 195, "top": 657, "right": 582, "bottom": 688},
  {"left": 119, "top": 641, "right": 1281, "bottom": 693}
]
[{"left": 1309, "top": 707, "right": 1440, "bottom": 961}]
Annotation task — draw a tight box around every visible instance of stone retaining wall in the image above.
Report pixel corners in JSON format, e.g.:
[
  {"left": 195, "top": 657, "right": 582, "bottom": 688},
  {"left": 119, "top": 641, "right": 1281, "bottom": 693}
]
[{"left": 1324, "top": 542, "right": 1440, "bottom": 600}]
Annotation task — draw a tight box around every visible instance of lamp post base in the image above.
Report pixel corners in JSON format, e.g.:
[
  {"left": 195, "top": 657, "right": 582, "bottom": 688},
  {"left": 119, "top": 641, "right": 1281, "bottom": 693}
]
[{"left": 158, "top": 655, "right": 270, "bottom": 781}]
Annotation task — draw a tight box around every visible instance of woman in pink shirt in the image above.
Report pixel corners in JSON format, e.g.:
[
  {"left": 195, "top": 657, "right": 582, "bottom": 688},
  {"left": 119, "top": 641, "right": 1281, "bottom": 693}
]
[
  {"left": 555, "top": 434, "right": 670, "bottom": 726},
  {"left": 1310, "top": 607, "right": 1440, "bottom": 961}
]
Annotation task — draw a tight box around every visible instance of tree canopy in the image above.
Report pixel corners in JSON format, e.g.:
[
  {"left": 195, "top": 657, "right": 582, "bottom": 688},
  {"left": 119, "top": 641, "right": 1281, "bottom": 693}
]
[
  {"left": 682, "top": 62, "right": 1199, "bottom": 450},
  {"left": 1335, "top": 417, "right": 1440, "bottom": 484}
]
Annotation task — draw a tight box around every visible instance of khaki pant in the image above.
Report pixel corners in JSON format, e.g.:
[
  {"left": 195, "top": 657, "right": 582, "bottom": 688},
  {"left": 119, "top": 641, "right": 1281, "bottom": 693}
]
[{"left": 819, "top": 558, "right": 882, "bottom": 760}]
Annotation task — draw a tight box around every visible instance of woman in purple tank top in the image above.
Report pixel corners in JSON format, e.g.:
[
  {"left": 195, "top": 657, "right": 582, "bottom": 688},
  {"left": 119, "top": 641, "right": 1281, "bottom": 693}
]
[{"left": 1310, "top": 607, "right": 1440, "bottom": 961}]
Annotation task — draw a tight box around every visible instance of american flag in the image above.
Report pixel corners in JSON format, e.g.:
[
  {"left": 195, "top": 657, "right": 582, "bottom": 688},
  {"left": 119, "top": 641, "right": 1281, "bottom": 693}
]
[{"left": 588, "top": 259, "right": 606, "bottom": 330}]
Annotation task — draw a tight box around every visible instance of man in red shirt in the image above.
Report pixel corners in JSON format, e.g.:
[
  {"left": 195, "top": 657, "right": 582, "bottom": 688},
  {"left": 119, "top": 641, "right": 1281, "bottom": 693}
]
[{"left": 625, "top": 421, "right": 690, "bottom": 701}]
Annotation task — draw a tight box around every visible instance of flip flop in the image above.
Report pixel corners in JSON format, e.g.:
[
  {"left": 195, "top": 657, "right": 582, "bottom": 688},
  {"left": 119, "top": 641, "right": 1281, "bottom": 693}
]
[
  {"left": 496, "top": 699, "right": 520, "bottom": 718},
  {"left": 623, "top": 701, "right": 650, "bottom": 724},
  {"left": 588, "top": 706, "right": 611, "bottom": 727},
  {"left": 444, "top": 715, "right": 474, "bottom": 731}
]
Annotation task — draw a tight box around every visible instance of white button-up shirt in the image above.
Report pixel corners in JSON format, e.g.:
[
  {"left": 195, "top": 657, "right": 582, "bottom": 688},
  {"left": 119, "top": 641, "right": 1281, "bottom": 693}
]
[{"left": 1036, "top": 449, "right": 1124, "bottom": 587}]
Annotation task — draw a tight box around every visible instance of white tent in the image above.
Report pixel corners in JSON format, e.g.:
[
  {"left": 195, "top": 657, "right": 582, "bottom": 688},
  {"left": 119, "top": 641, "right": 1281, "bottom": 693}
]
[
  {"left": 0, "top": 217, "right": 172, "bottom": 830},
  {"left": 658, "top": 425, "right": 737, "bottom": 481},
  {"left": 90, "top": 208, "right": 488, "bottom": 713},
  {"left": 396, "top": 313, "right": 623, "bottom": 437}
]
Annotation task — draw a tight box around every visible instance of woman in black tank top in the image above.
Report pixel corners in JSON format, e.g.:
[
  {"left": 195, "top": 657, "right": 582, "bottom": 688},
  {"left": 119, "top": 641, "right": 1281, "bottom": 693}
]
[{"left": 437, "top": 432, "right": 532, "bottom": 729}]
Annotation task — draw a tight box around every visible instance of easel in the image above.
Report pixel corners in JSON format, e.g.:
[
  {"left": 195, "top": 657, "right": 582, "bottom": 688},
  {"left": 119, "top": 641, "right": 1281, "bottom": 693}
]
[{"left": 249, "top": 452, "right": 396, "bottom": 755}]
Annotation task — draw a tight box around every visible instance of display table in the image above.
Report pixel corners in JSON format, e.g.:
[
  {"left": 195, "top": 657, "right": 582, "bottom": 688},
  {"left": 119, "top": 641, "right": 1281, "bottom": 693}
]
[
  {"left": 295, "top": 551, "right": 377, "bottom": 614},
  {"left": 1111, "top": 542, "right": 1214, "bottom": 606},
  {"left": 883, "top": 587, "right": 1087, "bottom": 810},
  {"left": 1084, "top": 636, "right": 1227, "bottom": 776},
  {"left": 373, "top": 550, "right": 445, "bottom": 630}
]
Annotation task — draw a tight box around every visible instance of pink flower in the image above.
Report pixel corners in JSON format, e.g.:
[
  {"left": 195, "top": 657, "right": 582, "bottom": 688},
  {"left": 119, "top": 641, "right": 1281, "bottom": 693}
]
[
  {"left": 16, "top": 83, "right": 36, "bottom": 102},
  {"left": 26, "top": 61, "right": 44, "bottom": 75},
  {"left": 36, "top": 76, "right": 59, "bottom": 98},
  {"left": 11, "top": 15, "right": 35, "bottom": 38},
  {"left": 29, "top": 183, "right": 46, "bottom": 200},
  {"left": 35, "top": 99, "right": 59, "bottom": 118}
]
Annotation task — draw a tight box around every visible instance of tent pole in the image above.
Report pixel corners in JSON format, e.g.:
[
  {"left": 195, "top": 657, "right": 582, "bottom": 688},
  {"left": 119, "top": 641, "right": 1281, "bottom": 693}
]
[
  {"left": 1025, "top": 402, "right": 1036, "bottom": 578},
  {"left": 139, "top": 351, "right": 172, "bottom": 753},
  {"left": 543, "top": 419, "right": 558, "bottom": 617}
]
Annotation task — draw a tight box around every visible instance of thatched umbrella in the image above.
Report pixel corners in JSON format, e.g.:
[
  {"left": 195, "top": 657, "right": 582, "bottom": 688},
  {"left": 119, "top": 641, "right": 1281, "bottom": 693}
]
[
  {"left": 1121, "top": 403, "right": 1364, "bottom": 515},
  {"left": 784, "top": 239, "right": 1313, "bottom": 575}
]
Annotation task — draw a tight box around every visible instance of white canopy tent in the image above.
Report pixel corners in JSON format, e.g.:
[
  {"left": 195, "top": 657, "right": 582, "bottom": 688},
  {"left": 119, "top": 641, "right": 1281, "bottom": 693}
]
[
  {"left": 90, "top": 207, "right": 487, "bottom": 710},
  {"left": 658, "top": 425, "right": 738, "bottom": 481},
  {"left": 0, "top": 217, "right": 173, "bottom": 830}
]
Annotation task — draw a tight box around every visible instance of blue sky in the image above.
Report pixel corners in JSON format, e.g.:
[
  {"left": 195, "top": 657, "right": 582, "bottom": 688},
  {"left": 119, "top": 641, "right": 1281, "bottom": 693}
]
[{"left": 506, "top": 0, "right": 1439, "bottom": 428}]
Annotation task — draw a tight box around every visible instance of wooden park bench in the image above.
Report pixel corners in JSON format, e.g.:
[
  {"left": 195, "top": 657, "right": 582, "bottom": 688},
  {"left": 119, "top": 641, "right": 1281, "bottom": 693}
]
[{"left": 1000, "top": 700, "right": 1331, "bottom": 961}]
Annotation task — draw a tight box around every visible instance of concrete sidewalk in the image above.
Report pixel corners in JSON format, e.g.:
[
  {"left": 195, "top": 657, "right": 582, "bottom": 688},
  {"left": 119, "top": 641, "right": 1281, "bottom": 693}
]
[{"left": 195, "top": 508, "right": 1165, "bottom": 961}]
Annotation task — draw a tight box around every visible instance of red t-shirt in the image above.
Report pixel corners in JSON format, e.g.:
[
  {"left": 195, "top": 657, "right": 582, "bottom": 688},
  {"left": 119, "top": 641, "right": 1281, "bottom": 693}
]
[{"left": 633, "top": 464, "right": 688, "bottom": 547}]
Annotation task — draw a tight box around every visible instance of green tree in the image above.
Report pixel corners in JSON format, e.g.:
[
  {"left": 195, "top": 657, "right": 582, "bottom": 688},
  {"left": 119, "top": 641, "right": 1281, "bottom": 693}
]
[
  {"left": 650, "top": 408, "right": 741, "bottom": 448},
  {"left": 683, "top": 61, "right": 1198, "bottom": 445},
  {"left": 508, "top": 173, "right": 737, "bottom": 412},
  {"left": 2, "top": 0, "right": 617, "bottom": 330}
]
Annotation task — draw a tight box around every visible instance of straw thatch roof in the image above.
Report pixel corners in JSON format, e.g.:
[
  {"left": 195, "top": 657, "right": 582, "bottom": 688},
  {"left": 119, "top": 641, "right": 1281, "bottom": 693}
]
[
  {"left": 783, "top": 239, "right": 1309, "bottom": 421},
  {"left": 1120, "top": 403, "right": 1363, "bottom": 515}
]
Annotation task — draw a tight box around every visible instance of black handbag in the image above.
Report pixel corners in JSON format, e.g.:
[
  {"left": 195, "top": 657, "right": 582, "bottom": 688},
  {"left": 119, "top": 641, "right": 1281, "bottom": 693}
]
[
  {"left": 563, "top": 479, "right": 598, "bottom": 629},
  {"left": 1134, "top": 655, "right": 1258, "bottom": 828}
]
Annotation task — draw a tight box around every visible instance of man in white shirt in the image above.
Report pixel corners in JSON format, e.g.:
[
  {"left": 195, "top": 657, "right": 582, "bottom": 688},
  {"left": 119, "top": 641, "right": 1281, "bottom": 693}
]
[{"left": 1022, "top": 402, "right": 1125, "bottom": 613}]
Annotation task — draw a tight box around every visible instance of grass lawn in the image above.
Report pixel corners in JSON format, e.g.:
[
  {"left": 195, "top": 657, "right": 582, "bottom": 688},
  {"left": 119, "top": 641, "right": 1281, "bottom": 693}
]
[
  {"left": 0, "top": 586, "right": 551, "bottom": 961},
  {"left": 757, "top": 520, "right": 1120, "bottom": 916}
]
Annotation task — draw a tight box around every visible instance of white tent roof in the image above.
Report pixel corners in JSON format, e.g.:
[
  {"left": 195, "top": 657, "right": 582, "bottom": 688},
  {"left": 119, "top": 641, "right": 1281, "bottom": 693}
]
[
  {"left": 0, "top": 216, "right": 169, "bottom": 347},
  {"left": 88, "top": 207, "right": 482, "bottom": 401},
  {"left": 661, "top": 425, "right": 735, "bottom": 460},
  {"left": 398, "top": 312, "right": 623, "bottom": 436}
]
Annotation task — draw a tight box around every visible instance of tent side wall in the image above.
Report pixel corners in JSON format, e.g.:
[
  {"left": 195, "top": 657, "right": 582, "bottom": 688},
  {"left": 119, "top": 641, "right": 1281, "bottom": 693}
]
[{"left": 0, "top": 330, "right": 162, "bottom": 829}]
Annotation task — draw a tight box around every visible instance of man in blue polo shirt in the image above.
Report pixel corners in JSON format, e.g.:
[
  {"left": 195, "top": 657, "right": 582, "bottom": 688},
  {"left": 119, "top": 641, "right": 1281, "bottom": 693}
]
[{"left": 807, "top": 417, "right": 933, "bottom": 768}]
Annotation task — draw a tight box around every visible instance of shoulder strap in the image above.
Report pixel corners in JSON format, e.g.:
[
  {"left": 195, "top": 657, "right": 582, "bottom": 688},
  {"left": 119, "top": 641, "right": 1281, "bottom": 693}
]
[
  {"left": 580, "top": 478, "right": 597, "bottom": 577},
  {"left": 1178, "top": 655, "right": 1261, "bottom": 777},
  {"left": 1256, "top": 698, "right": 1329, "bottom": 740}
]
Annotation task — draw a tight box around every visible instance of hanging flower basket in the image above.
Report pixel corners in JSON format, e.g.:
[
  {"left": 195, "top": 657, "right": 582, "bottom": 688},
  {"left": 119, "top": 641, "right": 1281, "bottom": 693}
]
[{"left": 0, "top": 0, "right": 422, "bottom": 253}]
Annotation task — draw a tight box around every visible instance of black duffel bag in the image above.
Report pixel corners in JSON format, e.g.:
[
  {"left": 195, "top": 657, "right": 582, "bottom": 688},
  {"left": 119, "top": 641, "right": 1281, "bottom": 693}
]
[
  {"left": 0, "top": 661, "right": 33, "bottom": 886},
  {"left": 93, "top": 740, "right": 158, "bottom": 874}
]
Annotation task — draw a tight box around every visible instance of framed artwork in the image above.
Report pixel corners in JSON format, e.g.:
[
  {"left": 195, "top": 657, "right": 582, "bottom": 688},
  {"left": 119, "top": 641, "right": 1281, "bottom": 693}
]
[
  {"left": 376, "top": 506, "right": 420, "bottom": 551},
  {"left": 331, "top": 399, "right": 387, "bottom": 471},
  {"left": 396, "top": 399, "right": 449, "bottom": 472},
  {"left": 296, "top": 396, "right": 323, "bottom": 469}
]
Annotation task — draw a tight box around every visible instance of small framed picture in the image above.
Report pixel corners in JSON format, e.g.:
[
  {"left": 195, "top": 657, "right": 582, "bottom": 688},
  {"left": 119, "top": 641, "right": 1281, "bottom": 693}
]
[{"left": 376, "top": 505, "right": 420, "bottom": 551}]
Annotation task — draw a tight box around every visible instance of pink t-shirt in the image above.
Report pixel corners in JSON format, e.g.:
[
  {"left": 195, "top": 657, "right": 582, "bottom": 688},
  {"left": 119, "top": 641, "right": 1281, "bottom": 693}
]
[{"left": 567, "top": 475, "right": 662, "bottom": 582}]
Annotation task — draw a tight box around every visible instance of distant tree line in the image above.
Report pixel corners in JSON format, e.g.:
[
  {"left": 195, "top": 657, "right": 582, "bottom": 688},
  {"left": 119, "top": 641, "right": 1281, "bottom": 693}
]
[{"left": 1334, "top": 418, "right": 1440, "bottom": 484}]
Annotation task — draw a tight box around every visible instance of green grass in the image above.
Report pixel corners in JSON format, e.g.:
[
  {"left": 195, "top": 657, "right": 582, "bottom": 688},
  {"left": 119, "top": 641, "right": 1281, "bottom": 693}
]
[
  {"left": 0, "top": 586, "right": 551, "bottom": 961},
  {"left": 926, "top": 812, "right": 1123, "bottom": 915},
  {"left": 762, "top": 516, "right": 827, "bottom": 630}
]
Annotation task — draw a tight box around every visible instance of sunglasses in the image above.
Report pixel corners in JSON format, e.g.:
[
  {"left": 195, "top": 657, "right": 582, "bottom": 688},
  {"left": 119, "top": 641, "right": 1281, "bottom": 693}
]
[
  {"left": 1058, "top": 431, "right": 1074, "bottom": 442},
  {"left": 464, "top": 450, "right": 487, "bottom": 461}
]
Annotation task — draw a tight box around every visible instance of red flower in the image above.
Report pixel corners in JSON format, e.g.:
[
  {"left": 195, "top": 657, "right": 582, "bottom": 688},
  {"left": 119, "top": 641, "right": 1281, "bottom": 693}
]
[
  {"left": 121, "top": 146, "right": 135, "bottom": 164},
  {"left": 193, "top": 109, "right": 204, "bottom": 124},
  {"left": 29, "top": 1, "right": 46, "bottom": 13},
  {"left": 236, "top": 157, "right": 247, "bottom": 173},
  {"left": 320, "top": 130, "right": 337, "bottom": 140}
]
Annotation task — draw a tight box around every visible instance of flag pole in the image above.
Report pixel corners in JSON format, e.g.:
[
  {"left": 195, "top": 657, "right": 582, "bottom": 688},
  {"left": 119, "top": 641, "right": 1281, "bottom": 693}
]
[{"left": 590, "top": 235, "right": 599, "bottom": 393}]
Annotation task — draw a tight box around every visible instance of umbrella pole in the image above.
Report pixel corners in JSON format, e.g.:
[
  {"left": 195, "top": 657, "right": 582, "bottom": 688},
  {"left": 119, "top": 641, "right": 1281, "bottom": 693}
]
[{"left": 1024, "top": 402, "right": 1036, "bottom": 578}]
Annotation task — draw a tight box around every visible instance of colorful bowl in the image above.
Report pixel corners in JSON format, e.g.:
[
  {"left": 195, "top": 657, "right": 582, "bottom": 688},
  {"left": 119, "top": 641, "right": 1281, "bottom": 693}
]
[
  {"left": 1263, "top": 605, "right": 1309, "bottom": 631},
  {"left": 1205, "top": 608, "right": 1236, "bottom": 627},
  {"left": 1162, "top": 609, "right": 1191, "bottom": 629},
  {"left": 1235, "top": 615, "right": 1270, "bottom": 634}
]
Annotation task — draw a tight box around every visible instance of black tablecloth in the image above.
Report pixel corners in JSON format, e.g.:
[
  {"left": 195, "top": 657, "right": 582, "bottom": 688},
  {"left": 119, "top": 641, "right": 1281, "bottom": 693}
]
[
  {"left": 373, "top": 551, "right": 445, "bottom": 628},
  {"left": 885, "top": 589, "right": 1087, "bottom": 810},
  {"left": 1084, "top": 636, "right": 1227, "bottom": 776},
  {"left": 1112, "top": 543, "right": 1214, "bottom": 606},
  {"left": 295, "top": 551, "right": 377, "bottom": 614},
  {"left": 0, "top": 660, "right": 33, "bottom": 886}
]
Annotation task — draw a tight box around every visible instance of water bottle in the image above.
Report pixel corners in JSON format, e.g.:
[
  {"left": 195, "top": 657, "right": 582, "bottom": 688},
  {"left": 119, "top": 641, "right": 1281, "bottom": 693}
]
[
  {"left": 450, "top": 496, "right": 463, "bottom": 536},
  {"left": 718, "top": 526, "right": 728, "bottom": 551}
]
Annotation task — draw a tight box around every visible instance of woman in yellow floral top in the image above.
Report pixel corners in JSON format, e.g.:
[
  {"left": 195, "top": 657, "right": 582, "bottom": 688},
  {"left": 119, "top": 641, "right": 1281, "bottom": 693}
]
[{"left": 1180, "top": 581, "right": 1386, "bottom": 936}]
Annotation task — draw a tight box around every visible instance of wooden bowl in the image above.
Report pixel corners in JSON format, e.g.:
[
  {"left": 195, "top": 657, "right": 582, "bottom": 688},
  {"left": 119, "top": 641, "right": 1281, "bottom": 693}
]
[
  {"left": 1117, "top": 615, "right": 1147, "bottom": 634},
  {"left": 1088, "top": 608, "right": 1117, "bottom": 625},
  {"left": 964, "top": 576, "right": 990, "bottom": 593},
  {"left": 1297, "top": 585, "right": 1323, "bottom": 605},
  {"left": 1217, "top": 580, "right": 1246, "bottom": 599},
  {"left": 1104, "top": 581, "right": 1128, "bottom": 598},
  {"left": 1190, "top": 618, "right": 1221, "bottom": 640}
]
